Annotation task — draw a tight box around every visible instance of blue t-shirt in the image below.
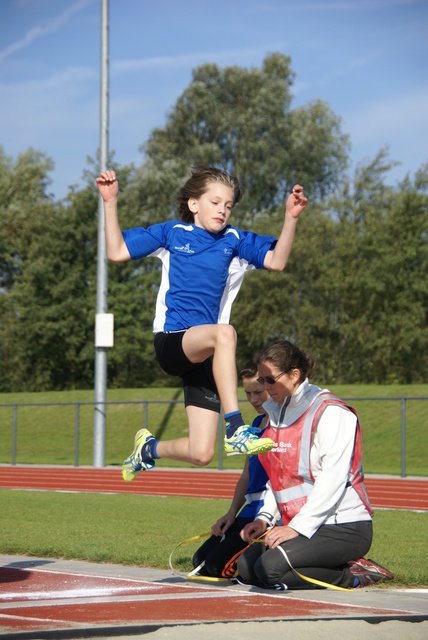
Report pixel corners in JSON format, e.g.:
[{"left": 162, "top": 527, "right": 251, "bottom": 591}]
[
  {"left": 123, "top": 220, "right": 276, "bottom": 332},
  {"left": 239, "top": 415, "right": 270, "bottom": 519}
]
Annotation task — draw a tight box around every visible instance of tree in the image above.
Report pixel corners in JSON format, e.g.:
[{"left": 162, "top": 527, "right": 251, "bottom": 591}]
[
  {"left": 4, "top": 56, "right": 425, "bottom": 389},
  {"left": 230, "top": 201, "right": 341, "bottom": 381},
  {"left": 140, "top": 53, "right": 349, "bottom": 226},
  {"left": 104, "top": 53, "right": 351, "bottom": 385},
  {"left": 326, "top": 152, "right": 428, "bottom": 383},
  {"left": 0, "top": 147, "right": 57, "bottom": 390},
  {"left": 232, "top": 151, "right": 428, "bottom": 384},
  {"left": 0, "top": 147, "right": 54, "bottom": 292},
  {"left": 0, "top": 183, "right": 98, "bottom": 391}
]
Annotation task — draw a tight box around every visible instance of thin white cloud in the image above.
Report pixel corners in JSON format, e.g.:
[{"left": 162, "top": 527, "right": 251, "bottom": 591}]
[
  {"left": 0, "top": 0, "right": 95, "bottom": 64},
  {"left": 293, "top": 51, "right": 381, "bottom": 97},
  {"left": 285, "top": 0, "right": 422, "bottom": 10},
  {"left": 249, "top": 0, "right": 421, "bottom": 14},
  {"left": 344, "top": 86, "right": 428, "bottom": 147},
  {"left": 0, "top": 65, "right": 97, "bottom": 100},
  {"left": 0, "top": 66, "right": 98, "bottom": 147},
  {"left": 113, "top": 48, "right": 267, "bottom": 73}
]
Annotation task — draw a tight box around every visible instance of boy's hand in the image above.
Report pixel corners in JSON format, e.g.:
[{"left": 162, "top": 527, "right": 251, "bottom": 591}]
[
  {"left": 211, "top": 512, "right": 234, "bottom": 537},
  {"left": 239, "top": 519, "right": 266, "bottom": 542},
  {"left": 96, "top": 170, "right": 118, "bottom": 202},
  {"left": 286, "top": 185, "right": 307, "bottom": 219}
]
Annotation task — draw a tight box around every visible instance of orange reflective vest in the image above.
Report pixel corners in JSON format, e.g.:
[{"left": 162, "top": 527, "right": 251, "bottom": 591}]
[{"left": 260, "top": 392, "right": 373, "bottom": 525}]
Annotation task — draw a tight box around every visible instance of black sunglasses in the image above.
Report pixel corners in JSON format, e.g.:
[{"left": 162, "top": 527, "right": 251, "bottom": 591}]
[{"left": 257, "top": 371, "right": 287, "bottom": 386}]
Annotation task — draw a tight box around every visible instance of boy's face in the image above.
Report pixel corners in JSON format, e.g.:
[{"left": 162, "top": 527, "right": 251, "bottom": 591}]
[
  {"left": 242, "top": 376, "right": 269, "bottom": 414},
  {"left": 188, "top": 182, "right": 234, "bottom": 233}
]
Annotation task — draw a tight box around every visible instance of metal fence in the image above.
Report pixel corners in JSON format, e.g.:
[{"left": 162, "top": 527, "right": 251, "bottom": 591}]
[{"left": 1, "top": 396, "right": 427, "bottom": 477}]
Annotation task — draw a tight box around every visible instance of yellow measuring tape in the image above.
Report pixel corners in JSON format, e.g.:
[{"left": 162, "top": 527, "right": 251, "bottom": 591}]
[
  {"left": 170, "top": 531, "right": 350, "bottom": 591},
  {"left": 168, "top": 532, "right": 230, "bottom": 583},
  {"left": 275, "top": 544, "right": 351, "bottom": 592}
]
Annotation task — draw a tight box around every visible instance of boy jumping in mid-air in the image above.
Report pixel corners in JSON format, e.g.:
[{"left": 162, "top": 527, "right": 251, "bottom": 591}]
[{"left": 96, "top": 166, "right": 307, "bottom": 481}]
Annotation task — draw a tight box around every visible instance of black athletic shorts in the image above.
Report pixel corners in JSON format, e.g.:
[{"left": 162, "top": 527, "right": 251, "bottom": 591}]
[{"left": 154, "top": 331, "right": 221, "bottom": 413}]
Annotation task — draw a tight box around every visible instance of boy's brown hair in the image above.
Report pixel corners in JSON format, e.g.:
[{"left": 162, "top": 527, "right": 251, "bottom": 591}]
[{"left": 177, "top": 166, "right": 242, "bottom": 223}]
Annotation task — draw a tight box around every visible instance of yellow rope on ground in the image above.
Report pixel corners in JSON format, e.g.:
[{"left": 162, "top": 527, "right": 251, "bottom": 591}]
[
  {"left": 170, "top": 531, "right": 351, "bottom": 591},
  {"left": 168, "top": 531, "right": 230, "bottom": 583},
  {"left": 275, "top": 544, "right": 351, "bottom": 592}
]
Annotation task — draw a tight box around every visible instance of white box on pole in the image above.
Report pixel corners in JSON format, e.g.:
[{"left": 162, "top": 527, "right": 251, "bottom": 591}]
[{"left": 95, "top": 313, "right": 114, "bottom": 348}]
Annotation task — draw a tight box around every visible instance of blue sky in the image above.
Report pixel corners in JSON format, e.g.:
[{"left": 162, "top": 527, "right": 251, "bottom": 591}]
[{"left": 1, "top": 0, "right": 427, "bottom": 201}]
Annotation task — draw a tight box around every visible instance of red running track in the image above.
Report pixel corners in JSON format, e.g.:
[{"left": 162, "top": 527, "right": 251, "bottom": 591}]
[
  {"left": 0, "top": 565, "right": 416, "bottom": 635},
  {"left": 1, "top": 466, "right": 427, "bottom": 635},
  {"left": 0, "top": 466, "right": 427, "bottom": 511}
]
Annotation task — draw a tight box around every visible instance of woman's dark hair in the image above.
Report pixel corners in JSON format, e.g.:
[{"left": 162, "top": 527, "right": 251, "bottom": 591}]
[
  {"left": 257, "top": 340, "right": 315, "bottom": 383},
  {"left": 177, "top": 166, "right": 242, "bottom": 223}
]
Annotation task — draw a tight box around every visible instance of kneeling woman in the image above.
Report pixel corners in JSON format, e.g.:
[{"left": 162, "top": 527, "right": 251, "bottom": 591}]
[{"left": 237, "top": 340, "right": 392, "bottom": 589}]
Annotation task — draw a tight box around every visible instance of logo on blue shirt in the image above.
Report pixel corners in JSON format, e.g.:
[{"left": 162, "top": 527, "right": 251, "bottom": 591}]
[{"left": 174, "top": 243, "right": 195, "bottom": 254}]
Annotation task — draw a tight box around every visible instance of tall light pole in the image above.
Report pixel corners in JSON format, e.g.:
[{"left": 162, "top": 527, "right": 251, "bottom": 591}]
[{"left": 93, "top": 0, "right": 110, "bottom": 467}]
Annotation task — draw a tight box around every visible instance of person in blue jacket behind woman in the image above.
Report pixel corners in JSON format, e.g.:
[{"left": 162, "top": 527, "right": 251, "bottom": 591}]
[{"left": 192, "top": 360, "right": 279, "bottom": 578}]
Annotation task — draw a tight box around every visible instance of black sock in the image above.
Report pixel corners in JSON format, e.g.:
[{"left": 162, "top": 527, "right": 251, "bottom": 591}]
[
  {"left": 142, "top": 437, "right": 159, "bottom": 460},
  {"left": 224, "top": 411, "right": 245, "bottom": 438}
]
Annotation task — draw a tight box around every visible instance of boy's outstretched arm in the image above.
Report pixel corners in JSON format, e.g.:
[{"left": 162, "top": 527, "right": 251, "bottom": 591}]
[
  {"left": 96, "top": 170, "right": 131, "bottom": 262},
  {"left": 263, "top": 184, "right": 307, "bottom": 272}
]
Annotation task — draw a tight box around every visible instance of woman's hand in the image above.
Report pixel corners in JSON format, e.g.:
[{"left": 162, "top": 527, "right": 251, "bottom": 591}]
[{"left": 264, "top": 525, "right": 299, "bottom": 549}]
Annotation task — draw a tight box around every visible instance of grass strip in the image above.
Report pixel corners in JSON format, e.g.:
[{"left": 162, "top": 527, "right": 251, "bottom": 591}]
[
  {"left": 0, "top": 489, "right": 426, "bottom": 587},
  {"left": 1, "top": 385, "right": 427, "bottom": 475}
]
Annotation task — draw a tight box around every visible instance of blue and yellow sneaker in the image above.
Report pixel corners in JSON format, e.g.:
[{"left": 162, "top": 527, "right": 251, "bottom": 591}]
[
  {"left": 224, "top": 425, "right": 274, "bottom": 456},
  {"left": 122, "top": 428, "right": 156, "bottom": 482}
]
